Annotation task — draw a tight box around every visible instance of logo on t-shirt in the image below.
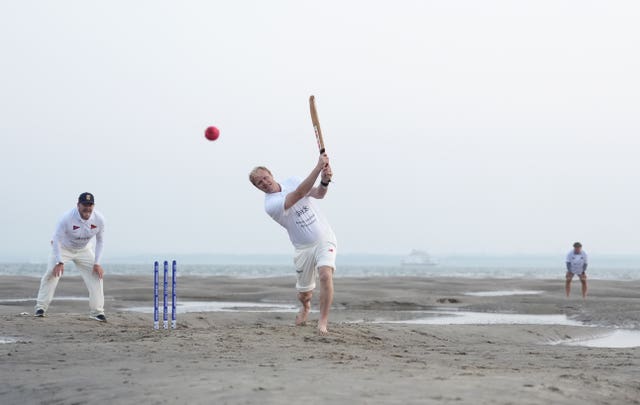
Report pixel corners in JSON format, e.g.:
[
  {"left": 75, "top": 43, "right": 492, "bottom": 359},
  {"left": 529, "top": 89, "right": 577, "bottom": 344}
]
[
  {"left": 91, "top": 224, "right": 97, "bottom": 229},
  {"left": 73, "top": 226, "right": 80, "bottom": 230},
  {"left": 295, "top": 206, "right": 310, "bottom": 217}
]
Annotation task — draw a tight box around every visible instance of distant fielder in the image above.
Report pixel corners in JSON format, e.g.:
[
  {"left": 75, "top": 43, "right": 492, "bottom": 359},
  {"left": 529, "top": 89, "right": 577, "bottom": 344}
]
[
  {"left": 250, "top": 154, "right": 336, "bottom": 334},
  {"left": 565, "top": 242, "right": 588, "bottom": 299},
  {"left": 34, "top": 192, "right": 107, "bottom": 321}
]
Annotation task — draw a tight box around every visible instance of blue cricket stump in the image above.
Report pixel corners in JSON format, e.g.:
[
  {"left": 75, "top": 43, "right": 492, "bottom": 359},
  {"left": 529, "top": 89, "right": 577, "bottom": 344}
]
[
  {"left": 153, "top": 261, "right": 159, "bottom": 330},
  {"left": 163, "top": 260, "right": 169, "bottom": 329},
  {"left": 171, "top": 260, "right": 177, "bottom": 329}
]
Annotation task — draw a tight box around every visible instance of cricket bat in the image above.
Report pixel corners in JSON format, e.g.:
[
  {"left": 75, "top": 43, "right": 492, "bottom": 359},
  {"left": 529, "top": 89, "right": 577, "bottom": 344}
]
[{"left": 309, "top": 95, "right": 325, "bottom": 154}]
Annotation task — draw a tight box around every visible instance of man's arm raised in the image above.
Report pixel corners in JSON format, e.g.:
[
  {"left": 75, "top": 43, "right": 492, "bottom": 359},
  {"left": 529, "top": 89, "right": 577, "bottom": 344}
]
[
  {"left": 284, "top": 154, "right": 329, "bottom": 210},
  {"left": 308, "top": 163, "right": 332, "bottom": 199}
]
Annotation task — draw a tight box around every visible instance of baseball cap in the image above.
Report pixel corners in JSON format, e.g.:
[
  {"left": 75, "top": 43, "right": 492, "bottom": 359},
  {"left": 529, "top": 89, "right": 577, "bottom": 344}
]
[{"left": 78, "top": 192, "right": 95, "bottom": 205}]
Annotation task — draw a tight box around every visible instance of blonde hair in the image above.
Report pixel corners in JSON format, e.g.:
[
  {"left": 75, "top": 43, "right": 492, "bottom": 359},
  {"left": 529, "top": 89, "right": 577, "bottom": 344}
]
[{"left": 249, "top": 166, "right": 272, "bottom": 185}]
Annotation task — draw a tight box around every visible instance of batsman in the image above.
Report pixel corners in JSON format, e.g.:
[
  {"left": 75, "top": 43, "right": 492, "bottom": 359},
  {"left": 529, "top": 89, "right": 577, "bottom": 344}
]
[{"left": 249, "top": 96, "right": 337, "bottom": 334}]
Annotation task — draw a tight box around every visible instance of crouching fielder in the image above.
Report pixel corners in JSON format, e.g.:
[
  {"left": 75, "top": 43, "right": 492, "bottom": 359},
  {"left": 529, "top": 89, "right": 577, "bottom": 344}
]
[
  {"left": 250, "top": 154, "right": 336, "bottom": 334},
  {"left": 34, "top": 192, "right": 107, "bottom": 322}
]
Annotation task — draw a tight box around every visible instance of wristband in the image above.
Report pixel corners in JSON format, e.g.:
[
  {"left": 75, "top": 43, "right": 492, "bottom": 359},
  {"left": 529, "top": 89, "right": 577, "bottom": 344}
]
[{"left": 320, "top": 180, "right": 330, "bottom": 187}]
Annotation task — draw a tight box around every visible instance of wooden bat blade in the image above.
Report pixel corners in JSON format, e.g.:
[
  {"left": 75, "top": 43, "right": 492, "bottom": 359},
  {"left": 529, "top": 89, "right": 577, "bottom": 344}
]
[{"left": 309, "top": 95, "right": 325, "bottom": 154}]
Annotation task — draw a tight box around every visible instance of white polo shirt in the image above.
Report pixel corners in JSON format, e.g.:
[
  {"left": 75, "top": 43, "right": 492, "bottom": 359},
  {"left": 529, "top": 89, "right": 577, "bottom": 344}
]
[
  {"left": 52, "top": 208, "right": 105, "bottom": 264},
  {"left": 566, "top": 250, "right": 588, "bottom": 274},
  {"left": 264, "top": 177, "right": 333, "bottom": 248}
]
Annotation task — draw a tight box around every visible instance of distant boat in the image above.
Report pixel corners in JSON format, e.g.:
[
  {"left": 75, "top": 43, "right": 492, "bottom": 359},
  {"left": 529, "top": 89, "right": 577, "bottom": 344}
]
[{"left": 401, "top": 250, "right": 438, "bottom": 266}]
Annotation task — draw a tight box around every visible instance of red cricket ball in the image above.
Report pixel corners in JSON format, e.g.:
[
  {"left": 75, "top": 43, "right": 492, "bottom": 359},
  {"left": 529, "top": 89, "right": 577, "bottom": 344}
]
[{"left": 205, "top": 126, "right": 220, "bottom": 141}]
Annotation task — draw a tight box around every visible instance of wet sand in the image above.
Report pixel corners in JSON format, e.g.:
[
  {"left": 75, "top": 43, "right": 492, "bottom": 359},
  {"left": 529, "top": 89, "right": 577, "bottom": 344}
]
[{"left": 1, "top": 275, "right": 639, "bottom": 404}]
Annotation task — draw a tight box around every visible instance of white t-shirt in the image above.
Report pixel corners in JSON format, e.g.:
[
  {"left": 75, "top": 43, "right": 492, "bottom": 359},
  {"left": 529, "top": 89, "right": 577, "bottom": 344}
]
[
  {"left": 566, "top": 250, "right": 588, "bottom": 274},
  {"left": 52, "top": 208, "right": 105, "bottom": 264},
  {"left": 264, "top": 177, "right": 333, "bottom": 248}
]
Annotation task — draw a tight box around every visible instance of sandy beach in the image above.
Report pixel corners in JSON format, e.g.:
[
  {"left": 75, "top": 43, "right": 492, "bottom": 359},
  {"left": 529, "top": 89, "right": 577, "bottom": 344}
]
[{"left": 1, "top": 275, "right": 639, "bottom": 404}]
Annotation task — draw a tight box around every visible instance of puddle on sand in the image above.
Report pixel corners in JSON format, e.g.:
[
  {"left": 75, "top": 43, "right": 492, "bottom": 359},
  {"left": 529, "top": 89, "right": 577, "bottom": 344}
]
[
  {"left": 0, "top": 337, "right": 18, "bottom": 344},
  {"left": 553, "top": 329, "right": 640, "bottom": 348},
  {"left": 380, "top": 311, "right": 584, "bottom": 326},
  {"left": 463, "top": 290, "right": 544, "bottom": 297},
  {"left": 126, "top": 301, "right": 298, "bottom": 314},
  {"left": 379, "top": 310, "right": 639, "bottom": 348}
]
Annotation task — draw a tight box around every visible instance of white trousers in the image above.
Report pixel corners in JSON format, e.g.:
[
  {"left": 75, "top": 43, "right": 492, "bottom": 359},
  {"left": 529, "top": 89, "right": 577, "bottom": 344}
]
[{"left": 35, "top": 245, "right": 104, "bottom": 316}]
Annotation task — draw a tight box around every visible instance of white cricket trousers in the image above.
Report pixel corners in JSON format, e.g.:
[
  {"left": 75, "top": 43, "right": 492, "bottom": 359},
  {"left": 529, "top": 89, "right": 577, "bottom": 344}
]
[{"left": 35, "top": 245, "right": 105, "bottom": 316}]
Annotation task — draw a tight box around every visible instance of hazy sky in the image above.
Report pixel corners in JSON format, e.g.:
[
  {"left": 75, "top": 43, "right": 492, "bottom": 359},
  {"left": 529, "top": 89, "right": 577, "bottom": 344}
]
[{"left": 1, "top": 1, "right": 639, "bottom": 260}]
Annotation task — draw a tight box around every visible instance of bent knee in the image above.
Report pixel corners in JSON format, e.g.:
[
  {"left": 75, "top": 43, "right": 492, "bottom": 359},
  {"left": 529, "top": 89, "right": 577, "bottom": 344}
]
[
  {"left": 298, "top": 291, "right": 312, "bottom": 302},
  {"left": 318, "top": 267, "right": 334, "bottom": 282},
  {"left": 565, "top": 272, "right": 574, "bottom": 280}
]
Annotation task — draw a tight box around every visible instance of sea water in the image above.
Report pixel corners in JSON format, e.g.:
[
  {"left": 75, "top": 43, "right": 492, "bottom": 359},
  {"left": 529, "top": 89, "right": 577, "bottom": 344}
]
[{"left": 1, "top": 257, "right": 639, "bottom": 280}]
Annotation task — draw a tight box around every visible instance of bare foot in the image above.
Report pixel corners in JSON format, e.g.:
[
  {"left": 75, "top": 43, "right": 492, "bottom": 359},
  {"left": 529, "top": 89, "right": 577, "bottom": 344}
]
[
  {"left": 295, "top": 306, "right": 310, "bottom": 326},
  {"left": 317, "top": 320, "right": 329, "bottom": 335}
]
